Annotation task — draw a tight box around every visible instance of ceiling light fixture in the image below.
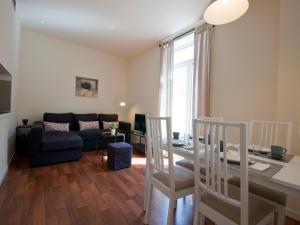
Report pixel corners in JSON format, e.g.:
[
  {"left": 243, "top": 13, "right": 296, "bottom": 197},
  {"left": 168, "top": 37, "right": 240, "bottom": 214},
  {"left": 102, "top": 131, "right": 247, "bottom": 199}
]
[{"left": 204, "top": 0, "right": 249, "bottom": 25}]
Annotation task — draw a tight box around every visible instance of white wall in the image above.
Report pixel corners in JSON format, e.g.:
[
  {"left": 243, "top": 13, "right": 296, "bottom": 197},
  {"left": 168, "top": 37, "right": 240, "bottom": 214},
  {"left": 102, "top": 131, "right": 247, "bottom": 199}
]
[
  {"left": 276, "top": 0, "right": 300, "bottom": 156},
  {"left": 276, "top": 0, "right": 300, "bottom": 216},
  {"left": 127, "top": 47, "right": 161, "bottom": 124},
  {"left": 210, "top": 0, "right": 279, "bottom": 123},
  {"left": 127, "top": 0, "right": 280, "bottom": 132},
  {"left": 18, "top": 28, "right": 128, "bottom": 122},
  {"left": 0, "top": 0, "right": 20, "bottom": 184}
]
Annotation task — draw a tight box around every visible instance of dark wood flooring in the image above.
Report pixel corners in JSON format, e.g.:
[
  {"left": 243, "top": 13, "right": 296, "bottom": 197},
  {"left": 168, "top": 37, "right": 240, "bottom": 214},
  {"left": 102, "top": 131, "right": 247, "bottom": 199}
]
[{"left": 0, "top": 151, "right": 299, "bottom": 225}]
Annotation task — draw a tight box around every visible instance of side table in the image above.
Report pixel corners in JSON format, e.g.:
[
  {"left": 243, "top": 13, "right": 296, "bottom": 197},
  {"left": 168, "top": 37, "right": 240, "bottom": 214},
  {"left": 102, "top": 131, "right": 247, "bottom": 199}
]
[
  {"left": 16, "top": 125, "right": 32, "bottom": 155},
  {"left": 96, "top": 131, "right": 125, "bottom": 161},
  {"left": 131, "top": 131, "right": 147, "bottom": 154}
]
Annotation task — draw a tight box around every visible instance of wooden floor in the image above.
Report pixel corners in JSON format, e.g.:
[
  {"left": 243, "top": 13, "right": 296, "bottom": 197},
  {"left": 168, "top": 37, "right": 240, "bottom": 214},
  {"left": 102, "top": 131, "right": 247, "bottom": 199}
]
[{"left": 0, "top": 151, "right": 299, "bottom": 225}]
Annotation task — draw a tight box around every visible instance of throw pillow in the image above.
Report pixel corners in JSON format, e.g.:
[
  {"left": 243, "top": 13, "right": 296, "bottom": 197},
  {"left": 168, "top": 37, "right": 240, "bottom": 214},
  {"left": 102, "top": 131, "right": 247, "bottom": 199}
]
[
  {"left": 79, "top": 121, "right": 99, "bottom": 131},
  {"left": 103, "top": 121, "right": 119, "bottom": 130},
  {"left": 44, "top": 122, "right": 69, "bottom": 132}
]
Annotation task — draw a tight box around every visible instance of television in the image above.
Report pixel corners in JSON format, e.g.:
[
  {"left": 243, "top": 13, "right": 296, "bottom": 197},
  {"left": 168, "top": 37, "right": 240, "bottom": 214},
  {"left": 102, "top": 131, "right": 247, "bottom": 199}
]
[
  {"left": 134, "top": 114, "right": 146, "bottom": 134},
  {"left": 0, "top": 76, "right": 12, "bottom": 114}
]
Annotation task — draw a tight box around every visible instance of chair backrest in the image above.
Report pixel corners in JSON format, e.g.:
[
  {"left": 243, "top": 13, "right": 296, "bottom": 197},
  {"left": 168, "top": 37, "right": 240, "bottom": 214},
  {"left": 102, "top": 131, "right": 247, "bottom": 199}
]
[
  {"left": 249, "top": 119, "right": 292, "bottom": 152},
  {"left": 197, "top": 116, "right": 224, "bottom": 138},
  {"left": 198, "top": 116, "right": 223, "bottom": 122},
  {"left": 146, "top": 116, "right": 175, "bottom": 191},
  {"left": 193, "top": 119, "right": 249, "bottom": 225}
]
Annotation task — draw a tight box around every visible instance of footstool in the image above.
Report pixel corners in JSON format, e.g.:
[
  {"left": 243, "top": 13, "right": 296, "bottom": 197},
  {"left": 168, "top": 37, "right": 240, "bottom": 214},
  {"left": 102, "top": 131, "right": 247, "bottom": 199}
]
[{"left": 107, "top": 142, "right": 133, "bottom": 170}]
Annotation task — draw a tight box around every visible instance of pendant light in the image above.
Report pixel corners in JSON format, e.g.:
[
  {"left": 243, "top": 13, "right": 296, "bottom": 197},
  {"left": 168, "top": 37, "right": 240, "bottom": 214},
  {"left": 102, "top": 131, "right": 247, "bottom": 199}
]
[{"left": 204, "top": 0, "right": 249, "bottom": 25}]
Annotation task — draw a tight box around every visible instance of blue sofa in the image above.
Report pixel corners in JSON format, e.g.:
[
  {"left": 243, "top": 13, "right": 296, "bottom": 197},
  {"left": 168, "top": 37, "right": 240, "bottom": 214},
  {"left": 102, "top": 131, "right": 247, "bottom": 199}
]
[{"left": 29, "top": 113, "right": 131, "bottom": 167}]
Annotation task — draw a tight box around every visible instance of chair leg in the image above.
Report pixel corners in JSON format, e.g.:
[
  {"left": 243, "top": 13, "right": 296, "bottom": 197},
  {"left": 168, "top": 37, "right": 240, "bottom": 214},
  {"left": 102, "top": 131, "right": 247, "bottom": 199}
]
[
  {"left": 200, "top": 214, "right": 205, "bottom": 225},
  {"left": 278, "top": 206, "right": 285, "bottom": 225},
  {"left": 144, "top": 184, "right": 153, "bottom": 224},
  {"left": 269, "top": 212, "right": 275, "bottom": 225},
  {"left": 167, "top": 198, "right": 175, "bottom": 225},
  {"left": 193, "top": 202, "right": 199, "bottom": 225},
  {"left": 143, "top": 164, "right": 150, "bottom": 211},
  {"left": 143, "top": 182, "right": 149, "bottom": 211}
]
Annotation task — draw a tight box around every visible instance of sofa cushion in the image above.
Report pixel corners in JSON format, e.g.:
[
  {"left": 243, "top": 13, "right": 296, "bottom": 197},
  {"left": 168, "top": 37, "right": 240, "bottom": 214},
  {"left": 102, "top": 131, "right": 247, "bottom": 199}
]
[
  {"left": 102, "top": 121, "right": 119, "bottom": 130},
  {"left": 44, "top": 122, "right": 69, "bottom": 132},
  {"left": 41, "top": 131, "right": 83, "bottom": 152},
  {"left": 44, "top": 113, "right": 75, "bottom": 130},
  {"left": 98, "top": 114, "right": 118, "bottom": 129},
  {"left": 74, "top": 113, "right": 98, "bottom": 130},
  {"left": 79, "top": 121, "right": 99, "bottom": 131},
  {"left": 76, "top": 129, "right": 100, "bottom": 141}
]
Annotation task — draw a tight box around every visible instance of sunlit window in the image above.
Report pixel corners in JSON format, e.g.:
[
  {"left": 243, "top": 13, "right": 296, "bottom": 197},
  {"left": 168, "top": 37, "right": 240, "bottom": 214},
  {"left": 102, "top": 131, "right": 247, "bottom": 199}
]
[{"left": 172, "top": 33, "right": 194, "bottom": 139}]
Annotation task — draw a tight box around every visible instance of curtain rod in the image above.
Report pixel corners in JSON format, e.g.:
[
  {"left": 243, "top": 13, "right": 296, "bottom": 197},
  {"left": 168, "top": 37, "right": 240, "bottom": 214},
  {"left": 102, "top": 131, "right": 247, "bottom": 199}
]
[{"left": 159, "top": 19, "right": 206, "bottom": 45}]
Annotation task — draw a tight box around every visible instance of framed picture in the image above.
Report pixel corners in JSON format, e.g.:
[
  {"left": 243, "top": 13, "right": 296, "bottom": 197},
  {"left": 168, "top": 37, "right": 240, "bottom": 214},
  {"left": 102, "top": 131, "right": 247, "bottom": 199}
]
[{"left": 75, "top": 76, "right": 98, "bottom": 98}]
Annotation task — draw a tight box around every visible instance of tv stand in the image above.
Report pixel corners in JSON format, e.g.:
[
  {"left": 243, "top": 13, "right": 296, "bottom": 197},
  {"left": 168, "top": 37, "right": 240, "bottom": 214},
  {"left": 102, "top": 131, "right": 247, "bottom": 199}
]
[{"left": 131, "top": 131, "right": 146, "bottom": 153}]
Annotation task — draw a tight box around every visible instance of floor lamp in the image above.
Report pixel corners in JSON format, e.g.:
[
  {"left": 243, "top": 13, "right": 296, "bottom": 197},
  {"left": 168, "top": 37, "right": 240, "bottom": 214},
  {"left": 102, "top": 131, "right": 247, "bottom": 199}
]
[{"left": 120, "top": 102, "right": 126, "bottom": 121}]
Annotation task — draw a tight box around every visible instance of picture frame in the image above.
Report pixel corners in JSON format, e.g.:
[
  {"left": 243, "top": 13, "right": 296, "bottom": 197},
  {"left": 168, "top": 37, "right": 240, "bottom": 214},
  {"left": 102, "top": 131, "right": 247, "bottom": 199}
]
[{"left": 75, "top": 76, "right": 98, "bottom": 98}]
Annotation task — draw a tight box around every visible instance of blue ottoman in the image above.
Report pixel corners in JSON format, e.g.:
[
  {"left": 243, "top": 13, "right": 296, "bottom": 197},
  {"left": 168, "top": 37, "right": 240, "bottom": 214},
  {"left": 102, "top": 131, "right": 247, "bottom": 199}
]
[{"left": 107, "top": 142, "right": 133, "bottom": 170}]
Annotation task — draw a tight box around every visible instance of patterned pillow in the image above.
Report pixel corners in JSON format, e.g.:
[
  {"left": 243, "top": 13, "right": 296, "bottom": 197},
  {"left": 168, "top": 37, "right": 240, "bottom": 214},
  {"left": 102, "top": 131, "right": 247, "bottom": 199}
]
[
  {"left": 79, "top": 121, "right": 99, "bottom": 131},
  {"left": 44, "top": 122, "right": 69, "bottom": 132},
  {"left": 103, "top": 121, "right": 119, "bottom": 130}
]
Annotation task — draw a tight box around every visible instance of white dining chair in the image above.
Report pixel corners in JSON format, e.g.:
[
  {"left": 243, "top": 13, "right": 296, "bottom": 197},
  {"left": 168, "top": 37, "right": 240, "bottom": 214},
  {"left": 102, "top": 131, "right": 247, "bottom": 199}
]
[
  {"left": 144, "top": 116, "right": 194, "bottom": 225},
  {"left": 227, "top": 119, "right": 292, "bottom": 225},
  {"left": 193, "top": 119, "right": 276, "bottom": 225},
  {"left": 176, "top": 116, "right": 223, "bottom": 173},
  {"left": 249, "top": 119, "right": 292, "bottom": 152}
]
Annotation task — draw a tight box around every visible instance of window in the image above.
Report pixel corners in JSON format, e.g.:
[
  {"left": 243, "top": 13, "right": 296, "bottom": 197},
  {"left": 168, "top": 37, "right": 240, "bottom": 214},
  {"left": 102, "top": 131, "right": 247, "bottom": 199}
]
[{"left": 172, "top": 33, "right": 194, "bottom": 139}]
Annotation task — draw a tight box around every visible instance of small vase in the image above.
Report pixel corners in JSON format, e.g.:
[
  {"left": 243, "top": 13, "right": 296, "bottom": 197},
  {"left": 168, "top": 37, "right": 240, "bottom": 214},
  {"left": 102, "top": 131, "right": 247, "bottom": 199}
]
[{"left": 111, "top": 129, "right": 116, "bottom": 136}]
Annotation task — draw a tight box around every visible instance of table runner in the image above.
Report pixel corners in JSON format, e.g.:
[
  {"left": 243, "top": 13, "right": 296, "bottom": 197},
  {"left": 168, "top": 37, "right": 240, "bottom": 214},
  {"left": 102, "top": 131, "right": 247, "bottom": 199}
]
[{"left": 228, "top": 158, "right": 283, "bottom": 178}]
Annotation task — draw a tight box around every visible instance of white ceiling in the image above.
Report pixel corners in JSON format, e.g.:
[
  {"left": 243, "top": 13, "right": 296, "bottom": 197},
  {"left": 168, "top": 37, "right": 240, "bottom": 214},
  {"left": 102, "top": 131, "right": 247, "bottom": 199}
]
[{"left": 17, "top": 0, "right": 210, "bottom": 59}]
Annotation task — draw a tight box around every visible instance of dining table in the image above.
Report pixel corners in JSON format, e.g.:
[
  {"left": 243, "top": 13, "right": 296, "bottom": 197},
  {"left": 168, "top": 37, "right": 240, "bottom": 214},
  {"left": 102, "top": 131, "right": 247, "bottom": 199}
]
[
  {"left": 143, "top": 144, "right": 300, "bottom": 212},
  {"left": 172, "top": 145, "right": 300, "bottom": 196}
]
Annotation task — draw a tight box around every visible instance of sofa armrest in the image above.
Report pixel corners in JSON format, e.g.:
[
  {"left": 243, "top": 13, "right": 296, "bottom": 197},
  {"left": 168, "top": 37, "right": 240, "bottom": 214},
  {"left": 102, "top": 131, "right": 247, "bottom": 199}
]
[
  {"left": 29, "top": 121, "right": 44, "bottom": 166},
  {"left": 119, "top": 121, "right": 131, "bottom": 143}
]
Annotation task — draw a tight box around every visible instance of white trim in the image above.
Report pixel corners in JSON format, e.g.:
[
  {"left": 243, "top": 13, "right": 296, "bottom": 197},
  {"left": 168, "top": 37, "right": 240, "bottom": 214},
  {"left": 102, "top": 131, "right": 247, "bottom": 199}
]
[
  {"left": 160, "top": 20, "right": 205, "bottom": 44},
  {"left": 0, "top": 165, "right": 8, "bottom": 186},
  {"left": 286, "top": 207, "right": 300, "bottom": 222},
  {"left": 0, "top": 150, "right": 15, "bottom": 186}
]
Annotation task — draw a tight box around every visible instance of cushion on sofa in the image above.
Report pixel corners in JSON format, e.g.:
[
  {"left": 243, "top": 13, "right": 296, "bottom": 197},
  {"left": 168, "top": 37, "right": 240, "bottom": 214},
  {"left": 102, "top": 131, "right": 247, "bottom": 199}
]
[
  {"left": 79, "top": 121, "right": 99, "bottom": 130},
  {"left": 103, "top": 121, "right": 119, "bottom": 129},
  {"left": 74, "top": 113, "right": 98, "bottom": 130},
  {"left": 44, "top": 122, "right": 69, "bottom": 132},
  {"left": 76, "top": 129, "right": 100, "bottom": 141},
  {"left": 44, "top": 113, "right": 75, "bottom": 130},
  {"left": 41, "top": 131, "right": 83, "bottom": 152},
  {"left": 98, "top": 114, "right": 118, "bottom": 129}
]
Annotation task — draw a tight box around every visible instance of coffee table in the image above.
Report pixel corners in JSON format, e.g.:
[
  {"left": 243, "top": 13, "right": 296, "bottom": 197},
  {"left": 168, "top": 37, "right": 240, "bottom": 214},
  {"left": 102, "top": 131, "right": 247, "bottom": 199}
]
[{"left": 96, "top": 131, "right": 125, "bottom": 161}]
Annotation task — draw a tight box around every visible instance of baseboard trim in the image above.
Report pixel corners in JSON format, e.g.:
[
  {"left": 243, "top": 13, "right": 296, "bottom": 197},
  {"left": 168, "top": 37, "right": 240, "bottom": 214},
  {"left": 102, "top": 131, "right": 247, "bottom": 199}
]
[
  {"left": 0, "top": 165, "right": 8, "bottom": 186},
  {"left": 286, "top": 207, "right": 300, "bottom": 222},
  {"left": 0, "top": 150, "right": 15, "bottom": 186}
]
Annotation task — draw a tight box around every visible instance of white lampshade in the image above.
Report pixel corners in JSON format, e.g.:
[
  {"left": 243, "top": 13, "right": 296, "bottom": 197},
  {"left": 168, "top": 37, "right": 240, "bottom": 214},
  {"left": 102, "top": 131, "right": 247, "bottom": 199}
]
[
  {"left": 120, "top": 102, "right": 126, "bottom": 107},
  {"left": 204, "top": 0, "right": 249, "bottom": 25}
]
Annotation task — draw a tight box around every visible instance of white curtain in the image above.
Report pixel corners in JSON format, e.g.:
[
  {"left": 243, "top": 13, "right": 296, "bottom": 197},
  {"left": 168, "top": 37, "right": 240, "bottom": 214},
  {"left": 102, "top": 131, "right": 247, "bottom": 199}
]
[
  {"left": 158, "top": 24, "right": 211, "bottom": 137},
  {"left": 193, "top": 24, "right": 212, "bottom": 118},
  {"left": 159, "top": 41, "right": 174, "bottom": 117}
]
